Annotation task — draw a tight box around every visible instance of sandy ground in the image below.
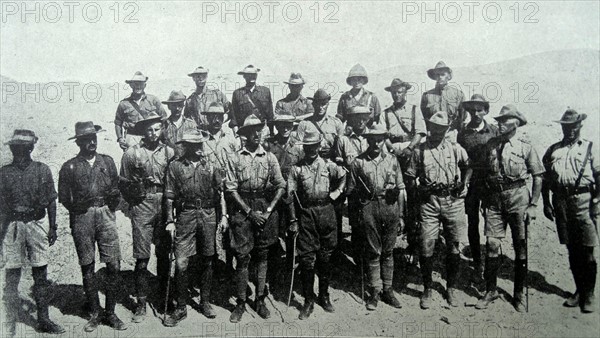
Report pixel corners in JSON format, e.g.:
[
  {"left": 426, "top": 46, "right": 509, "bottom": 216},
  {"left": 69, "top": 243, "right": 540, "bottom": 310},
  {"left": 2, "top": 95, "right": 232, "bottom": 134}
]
[{"left": 1, "top": 49, "right": 599, "bottom": 337}]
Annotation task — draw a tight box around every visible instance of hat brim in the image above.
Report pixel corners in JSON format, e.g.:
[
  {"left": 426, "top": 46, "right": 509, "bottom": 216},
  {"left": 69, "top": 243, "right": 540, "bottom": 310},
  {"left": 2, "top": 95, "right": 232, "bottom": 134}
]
[
  {"left": 68, "top": 126, "right": 105, "bottom": 140},
  {"left": 297, "top": 140, "right": 322, "bottom": 145},
  {"left": 307, "top": 96, "right": 331, "bottom": 102},
  {"left": 162, "top": 99, "right": 186, "bottom": 104},
  {"left": 175, "top": 138, "right": 207, "bottom": 144},
  {"left": 384, "top": 83, "right": 412, "bottom": 92},
  {"left": 237, "top": 123, "right": 265, "bottom": 135},
  {"left": 462, "top": 101, "right": 490, "bottom": 111},
  {"left": 187, "top": 72, "right": 208, "bottom": 77},
  {"left": 129, "top": 117, "right": 164, "bottom": 136},
  {"left": 427, "top": 68, "right": 452, "bottom": 80},
  {"left": 202, "top": 111, "right": 226, "bottom": 115},
  {"left": 494, "top": 115, "right": 527, "bottom": 126},
  {"left": 5, "top": 139, "right": 37, "bottom": 145},
  {"left": 125, "top": 77, "right": 148, "bottom": 84},
  {"left": 554, "top": 114, "right": 587, "bottom": 124},
  {"left": 346, "top": 76, "right": 368, "bottom": 86},
  {"left": 238, "top": 69, "right": 261, "bottom": 75},
  {"left": 284, "top": 81, "right": 305, "bottom": 85},
  {"left": 425, "top": 120, "right": 450, "bottom": 128},
  {"left": 362, "top": 132, "right": 388, "bottom": 138}
]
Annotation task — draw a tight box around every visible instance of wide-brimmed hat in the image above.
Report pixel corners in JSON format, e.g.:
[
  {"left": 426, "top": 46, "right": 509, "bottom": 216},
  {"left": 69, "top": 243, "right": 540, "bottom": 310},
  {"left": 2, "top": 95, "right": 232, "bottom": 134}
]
[
  {"left": 125, "top": 71, "right": 148, "bottom": 84},
  {"left": 237, "top": 114, "right": 265, "bottom": 135},
  {"left": 202, "top": 102, "right": 225, "bottom": 115},
  {"left": 427, "top": 61, "right": 452, "bottom": 80},
  {"left": 494, "top": 104, "right": 527, "bottom": 126},
  {"left": 347, "top": 105, "right": 371, "bottom": 116},
  {"left": 176, "top": 129, "right": 209, "bottom": 144},
  {"left": 162, "top": 90, "right": 186, "bottom": 104},
  {"left": 187, "top": 66, "right": 209, "bottom": 77},
  {"left": 269, "top": 114, "right": 296, "bottom": 125},
  {"left": 362, "top": 123, "right": 388, "bottom": 137},
  {"left": 237, "top": 65, "right": 261, "bottom": 75},
  {"left": 308, "top": 89, "right": 331, "bottom": 102},
  {"left": 462, "top": 94, "right": 489, "bottom": 111},
  {"left": 5, "top": 129, "right": 38, "bottom": 145},
  {"left": 426, "top": 111, "right": 450, "bottom": 128},
  {"left": 68, "top": 121, "right": 105, "bottom": 140},
  {"left": 297, "top": 125, "right": 323, "bottom": 145},
  {"left": 346, "top": 64, "right": 368, "bottom": 85},
  {"left": 284, "top": 73, "right": 305, "bottom": 85},
  {"left": 129, "top": 114, "right": 164, "bottom": 136},
  {"left": 554, "top": 108, "right": 587, "bottom": 124},
  {"left": 384, "top": 78, "right": 412, "bottom": 92}
]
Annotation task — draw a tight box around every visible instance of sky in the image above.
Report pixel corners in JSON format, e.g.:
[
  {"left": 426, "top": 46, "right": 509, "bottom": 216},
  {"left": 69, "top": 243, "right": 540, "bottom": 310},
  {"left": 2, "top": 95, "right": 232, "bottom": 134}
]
[{"left": 1, "top": 0, "right": 599, "bottom": 83}]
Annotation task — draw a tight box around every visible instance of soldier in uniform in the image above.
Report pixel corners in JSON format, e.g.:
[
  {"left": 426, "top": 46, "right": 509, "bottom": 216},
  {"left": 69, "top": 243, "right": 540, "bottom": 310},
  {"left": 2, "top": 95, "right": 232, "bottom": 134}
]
[
  {"left": 58, "top": 122, "right": 125, "bottom": 332},
  {"left": 184, "top": 66, "right": 230, "bottom": 130},
  {"left": 161, "top": 90, "right": 198, "bottom": 158},
  {"left": 404, "top": 111, "right": 472, "bottom": 309},
  {"left": 115, "top": 71, "right": 167, "bottom": 150},
  {"left": 347, "top": 123, "right": 404, "bottom": 310},
  {"left": 287, "top": 125, "right": 346, "bottom": 319},
  {"left": 475, "top": 105, "right": 543, "bottom": 312},
  {"left": 230, "top": 65, "right": 274, "bottom": 135},
  {"left": 275, "top": 73, "right": 314, "bottom": 118},
  {"left": 420, "top": 62, "right": 465, "bottom": 142},
  {"left": 335, "top": 106, "right": 371, "bottom": 259},
  {"left": 542, "top": 109, "right": 599, "bottom": 313},
  {"left": 163, "top": 129, "right": 228, "bottom": 326},
  {"left": 225, "top": 115, "right": 286, "bottom": 323},
  {"left": 119, "top": 115, "right": 175, "bottom": 323},
  {"left": 457, "top": 94, "right": 499, "bottom": 279},
  {"left": 0, "top": 130, "right": 65, "bottom": 335},
  {"left": 203, "top": 102, "right": 240, "bottom": 167},
  {"left": 336, "top": 64, "right": 382, "bottom": 128},
  {"left": 381, "top": 78, "right": 426, "bottom": 262}
]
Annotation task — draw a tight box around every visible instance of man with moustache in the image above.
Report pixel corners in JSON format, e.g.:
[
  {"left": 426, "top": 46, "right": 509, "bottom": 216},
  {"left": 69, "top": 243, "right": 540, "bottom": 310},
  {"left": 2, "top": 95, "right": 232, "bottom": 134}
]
[
  {"left": 542, "top": 109, "right": 599, "bottom": 313},
  {"left": 163, "top": 129, "right": 228, "bottom": 326},
  {"left": 287, "top": 125, "right": 346, "bottom": 319},
  {"left": 119, "top": 114, "right": 175, "bottom": 323},
  {"left": 347, "top": 123, "right": 404, "bottom": 311},
  {"left": 457, "top": 94, "right": 499, "bottom": 279},
  {"left": 420, "top": 62, "right": 466, "bottom": 141},
  {"left": 0, "top": 130, "right": 65, "bottom": 335},
  {"left": 230, "top": 65, "right": 274, "bottom": 135},
  {"left": 275, "top": 73, "right": 314, "bottom": 118},
  {"left": 184, "top": 66, "right": 230, "bottom": 130},
  {"left": 58, "top": 122, "right": 125, "bottom": 332},
  {"left": 404, "top": 111, "right": 472, "bottom": 310},
  {"left": 225, "top": 115, "right": 286, "bottom": 323},
  {"left": 161, "top": 90, "right": 198, "bottom": 158},
  {"left": 115, "top": 71, "right": 167, "bottom": 150},
  {"left": 476, "top": 105, "right": 543, "bottom": 312},
  {"left": 203, "top": 102, "right": 240, "bottom": 168},
  {"left": 337, "top": 64, "right": 382, "bottom": 129}
]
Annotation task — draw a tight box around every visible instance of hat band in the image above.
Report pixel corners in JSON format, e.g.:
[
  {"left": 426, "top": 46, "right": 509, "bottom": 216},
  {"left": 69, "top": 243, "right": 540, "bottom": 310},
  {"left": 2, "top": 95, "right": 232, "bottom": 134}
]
[{"left": 9, "top": 135, "right": 36, "bottom": 143}]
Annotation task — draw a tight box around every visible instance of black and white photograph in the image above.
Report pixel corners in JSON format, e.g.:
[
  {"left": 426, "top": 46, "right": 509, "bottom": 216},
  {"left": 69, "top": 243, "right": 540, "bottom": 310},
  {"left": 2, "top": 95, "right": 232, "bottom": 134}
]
[{"left": 0, "top": 1, "right": 599, "bottom": 337}]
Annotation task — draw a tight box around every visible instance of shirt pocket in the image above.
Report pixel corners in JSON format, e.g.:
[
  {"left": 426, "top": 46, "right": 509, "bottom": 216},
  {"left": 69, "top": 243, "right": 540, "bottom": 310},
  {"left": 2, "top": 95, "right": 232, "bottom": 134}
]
[
  {"left": 124, "top": 107, "right": 141, "bottom": 123},
  {"left": 508, "top": 151, "right": 527, "bottom": 176}
]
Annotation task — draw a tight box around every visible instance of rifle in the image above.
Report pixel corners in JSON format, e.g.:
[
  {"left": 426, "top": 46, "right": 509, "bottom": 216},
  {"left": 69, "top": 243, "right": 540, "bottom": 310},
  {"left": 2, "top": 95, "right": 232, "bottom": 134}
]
[{"left": 163, "top": 229, "right": 176, "bottom": 322}]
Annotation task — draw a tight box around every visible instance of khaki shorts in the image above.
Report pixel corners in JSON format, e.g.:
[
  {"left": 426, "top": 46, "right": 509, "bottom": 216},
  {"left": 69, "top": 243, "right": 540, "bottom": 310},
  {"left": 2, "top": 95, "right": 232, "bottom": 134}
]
[
  {"left": 175, "top": 208, "right": 217, "bottom": 259},
  {"left": 131, "top": 193, "right": 163, "bottom": 259},
  {"left": 553, "top": 192, "right": 599, "bottom": 247},
  {"left": 419, "top": 194, "right": 466, "bottom": 245},
  {"left": 70, "top": 205, "right": 121, "bottom": 266},
  {"left": 483, "top": 185, "right": 528, "bottom": 240},
  {"left": 1, "top": 219, "right": 49, "bottom": 269}
]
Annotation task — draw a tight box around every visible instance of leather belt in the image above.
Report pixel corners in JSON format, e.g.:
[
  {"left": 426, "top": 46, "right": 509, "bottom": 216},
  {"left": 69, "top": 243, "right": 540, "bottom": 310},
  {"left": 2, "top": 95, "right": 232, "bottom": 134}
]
[
  {"left": 181, "top": 198, "right": 215, "bottom": 210},
  {"left": 487, "top": 179, "right": 526, "bottom": 193},
  {"left": 10, "top": 209, "right": 45, "bottom": 222},
  {"left": 554, "top": 185, "right": 592, "bottom": 196}
]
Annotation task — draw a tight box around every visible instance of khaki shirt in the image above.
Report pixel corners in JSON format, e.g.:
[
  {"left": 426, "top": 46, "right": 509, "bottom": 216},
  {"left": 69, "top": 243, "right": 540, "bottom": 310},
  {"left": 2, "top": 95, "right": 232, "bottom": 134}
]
[
  {"left": 288, "top": 157, "right": 345, "bottom": 201},
  {"left": 405, "top": 139, "right": 470, "bottom": 186},
  {"left": 275, "top": 94, "right": 314, "bottom": 117},
  {"left": 184, "top": 87, "right": 230, "bottom": 129},
  {"left": 114, "top": 94, "right": 167, "bottom": 130},
  {"left": 162, "top": 117, "right": 198, "bottom": 158},
  {"left": 348, "top": 151, "right": 404, "bottom": 197},
  {"left": 120, "top": 142, "right": 174, "bottom": 187},
  {"left": 295, "top": 115, "right": 344, "bottom": 157},
  {"left": 225, "top": 145, "right": 286, "bottom": 194},
  {"left": 543, "top": 138, "right": 599, "bottom": 188},
  {"left": 484, "top": 137, "right": 544, "bottom": 182},
  {"left": 336, "top": 88, "right": 382, "bottom": 123},
  {"left": 264, "top": 136, "right": 303, "bottom": 180},
  {"left": 420, "top": 85, "right": 465, "bottom": 130},
  {"left": 335, "top": 133, "right": 368, "bottom": 167},
  {"left": 381, "top": 102, "right": 426, "bottom": 142},
  {"left": 204, "top": 128, "right": 240, "bottom": 169}
]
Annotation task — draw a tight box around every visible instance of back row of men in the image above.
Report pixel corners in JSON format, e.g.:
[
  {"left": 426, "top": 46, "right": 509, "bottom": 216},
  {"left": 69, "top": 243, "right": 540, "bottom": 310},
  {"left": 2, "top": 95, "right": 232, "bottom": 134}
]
[{"left": 1, "top": 62, "right": 598, "bottom": 335}]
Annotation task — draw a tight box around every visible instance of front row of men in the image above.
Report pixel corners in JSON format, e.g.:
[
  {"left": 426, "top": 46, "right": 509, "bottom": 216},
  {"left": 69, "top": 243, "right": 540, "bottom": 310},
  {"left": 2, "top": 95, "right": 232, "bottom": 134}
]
[{"left": 1, "top": 101, "right": 598, "bottom": 335}]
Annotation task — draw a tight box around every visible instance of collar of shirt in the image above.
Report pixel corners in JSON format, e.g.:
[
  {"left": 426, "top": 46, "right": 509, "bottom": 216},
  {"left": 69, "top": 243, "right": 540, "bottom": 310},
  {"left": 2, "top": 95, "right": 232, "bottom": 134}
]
[
  {"left": 561, "top": 137, "right": 583, "bottom": 147},
  {"left": 466, "top": 120, "right": 487, "bottom": 133},
  {"left": 350, "top": 88, "right": 365, "bottom": 100},
  {"left": 194, "top": 86, "right": 208, "bottom": 95},
  {"left": 11, "top": 158, "right": 33, "bottom": 169},
  {"left": 366, "top": 150, "right": 386, "bottom": 163},
  {"left": 127, "top": 93, "right": 147, "bottom": 102},
  {"left": 245, "top": 85, "right": 258, "bottom": 93},
  {"left": 209, "top": 129, "right": 224, "bottom": 140},
  {"left": 140, "top": 140, "right": 167, "bottom": 153},
  {"left": 240, "top": 145, "right": 266, "bottom": 157},
  {"left": 392, "top": 100, "right": 407, "bottom": 111}
]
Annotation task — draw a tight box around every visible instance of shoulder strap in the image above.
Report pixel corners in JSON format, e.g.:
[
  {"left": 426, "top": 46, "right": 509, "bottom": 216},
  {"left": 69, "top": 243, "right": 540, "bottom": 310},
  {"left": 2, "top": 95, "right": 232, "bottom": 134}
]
[
  {"left": 574, "top": 141, "right": 593, "bottom": 189},
  {"left": 310, "top": 120, "right": 334, "bottom": 147},
  {"left": 411, "top": 105, "right": 416, "bottom": 134}
]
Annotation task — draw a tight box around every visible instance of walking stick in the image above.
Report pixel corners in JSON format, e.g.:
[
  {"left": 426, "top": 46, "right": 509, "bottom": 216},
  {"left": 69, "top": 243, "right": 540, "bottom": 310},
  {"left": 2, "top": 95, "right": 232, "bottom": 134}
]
[
  {"left": 287, "top": 232, "right": 299, "bottom": 307},
  {"left": 163, "top": 229, "right": 176, "bottom": 323},
  {"left": 525, "top": 217, "right": 529, "bottom": 313}
]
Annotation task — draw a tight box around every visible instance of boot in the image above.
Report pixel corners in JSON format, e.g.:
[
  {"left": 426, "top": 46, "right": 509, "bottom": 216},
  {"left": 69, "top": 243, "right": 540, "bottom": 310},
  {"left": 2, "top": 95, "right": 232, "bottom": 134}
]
[
  {"left": 103, "top": 312, "right": 128, "bottom": 331},
  {"left": 476, "top": 290, "right": 500, "bottom": 310},
  {"left": 563, "top": 291, "right": 580, "bottom": 308},
  {"left": 513, "top": 259, "right": 527, "bottom": 313},
  {"left": 163, "top": 305, "right": 187, "bottom": 327},
  {"left": 200, "top": 301, "right": 216, "bottom": 319},
  {"left": 299, "top": 298, "right": 315, "bottom": 320},
  {"left": 565, "top": 248, "right": 582, "bottom": 307},
  {"left": 84, "top": 311, "right": 102, "bottom": 333},
  {"left": 581, "top": 261, "right": 597, "bottom": 313},
  {"left": 419, "top": 256, "right": 434, "bottom": 310},
  {"left": 255, "top": 296, "right": 271, "bottom": 319},
  {"left": 366, "top": 289, "right": 380, "bottom": 311},
  {"left": 199, "top": 257, "right": 215, "bottom": 318},
  {"left": 32, "top": 267, "right": 65, "bottom": 334},
  {"left": 476, "top": 255, "right": 501, "bottom": 311},
  {"left": 82, "top": 272, "right": 101, "bottom": 333},
  {"left": 317, "top": 262, "right": 334, "bottom": 312},
  {"left": 229, "top": 299, "right": 245, "bottom": 323},
  {"left": 132, "top": 297, "right": 147, "bottom": 323},
  {"left": 318, "top": 293, "right": 335, "bottom": 312},
  {"left": 381, "top": 288, "right": 402, "bottom": 308}
]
